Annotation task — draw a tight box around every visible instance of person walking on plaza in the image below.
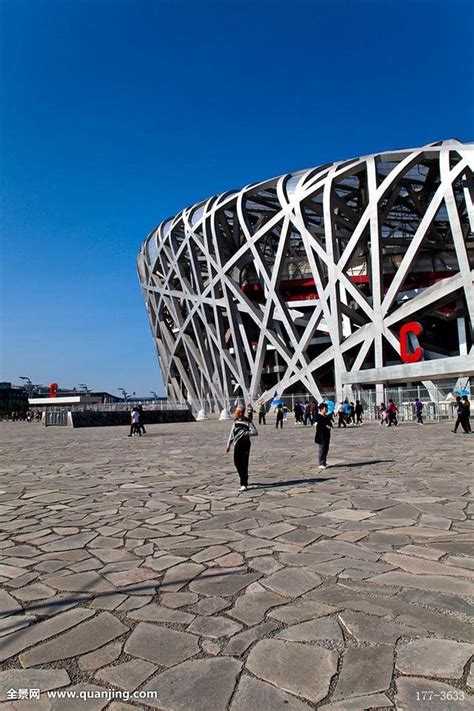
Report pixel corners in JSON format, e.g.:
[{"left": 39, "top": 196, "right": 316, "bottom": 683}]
[
  {"left": 246, "top": 402, "right": 254, "bottom": 422},
  {"left": 303, "top": 402, "right": 311, "bottom": 426},
  {"left": 294, "top": 402, "right": 302, "bottom": 424},
  {"left": 258, "top": 402, "right": 266, "bottom": 425},
  {"left": 137, "top": 405, "right": 146, "bottom": 435},
  {"left": 275, "top": 403, "right": 284, "bottom": 429},
  {"left": 462, "top": 395, "right": 471, "bottom": 432},
  {"left": 414, "top": 398, "right": 424, "bottom": 424},
  {"left": 379, "top": 402, "right": 387, "bottom": 425},
  {"left": 336, "top": 402, "right": 346, "bottom": 428},
  {"left": 310, "top": 400, "right": 318, "bottom": 425},
  {"left": 315, "top": 402, "right": 333, "bottom": 469},
  {"left": 226, "top": 405, "right": 258, "bottom": 491},
  {"left": 453, "top": 396, "right": 468, "bottom": 433},
  {"left": 127, "top": 407, "right": 141, "bottom": 437},
  {"left": 387, "top": 399, "right": 399, "bottom": 427},
  {"left": 355, "top": 400, "right": 364, "bottom": 425}
]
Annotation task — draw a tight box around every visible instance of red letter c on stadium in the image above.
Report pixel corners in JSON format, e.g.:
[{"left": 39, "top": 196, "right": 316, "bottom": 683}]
[{"left": 400, "top": 322, "right": 424, "bottom": 363}]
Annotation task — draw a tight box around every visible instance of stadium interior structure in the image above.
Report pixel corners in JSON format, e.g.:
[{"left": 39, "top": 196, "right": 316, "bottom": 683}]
[{"left": 138, "top": 140, "right": 473, "bottom": 413}]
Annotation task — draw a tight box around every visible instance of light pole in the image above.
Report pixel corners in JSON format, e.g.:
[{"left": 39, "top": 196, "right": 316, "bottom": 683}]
[
  {"left": 78, "top": 384, "right": 90, "bottom": 394},
  {"left": 118, "top": 388, "right": 128, "bottom": 401},
  {"left": 150, "top": 391, "right": 158, "bottom": 400}
]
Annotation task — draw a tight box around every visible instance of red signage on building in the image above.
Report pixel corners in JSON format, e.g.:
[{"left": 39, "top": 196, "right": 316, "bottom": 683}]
[
  {"left": 49, "top": 383, "right": 59, "bottom": 398},
  {"left": 400, "top": 322, "right": 424, "bottom": 363}
]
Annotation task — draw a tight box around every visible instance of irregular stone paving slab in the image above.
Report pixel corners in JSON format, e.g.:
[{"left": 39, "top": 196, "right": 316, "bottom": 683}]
[
  {"left": 397, "top": 544, "right": 445, "bottom": 560},
  {"left": 397, "top": 588, "right": 474, "bottom": 617},
  {"left": 42, "top": 571, "right": 114, "bottom": 593},
  {"left": 382, "top": 552, "right": 474, "bottom": 579},
  {"left": 189, "top": 571, "right": 261, "bottom": 597},
  {"left": 0, "top": 589, "right": 22, "bottom": 616},
  {"left": 228, "top": 584, "right": 287, "bottom": 626},
  {"left": 191, "top": 545, "right": 230, "bottom": 562},
  {"left": 395, "top": 678, "right": 473, "bottom": 710},
  {"left": 0, "top": 607, "right": 95, "bottom": 663},
  {"left": 187, "top": 615, "right": 242, "bottom": 638},
  {"left": 160, "top": 562, "right": 205, "bottom": 592},
  {"left": 249, "top": 522, "right": 296, "bottom": 539},
  {"left": 89, "top": 592, "right": 128, "bottom": 610},
  {"left": 333, "top": 645, "right": 394, "bottom": 699},
  {"left": 188, "top": 596, "right": 229, "bottom": 616},
  {"left": 0, "top": 613, "right": 37, "bottom": 637},
  {"left": 124, "top": 622, "right": 199, "bottom": 667},
  {"left": 231, "top": 675, "right": 312, "bottom": 710},
  {"left": 319, "top": 693, "right": 394, "bottom": 710},
  {"left": 338, "top": 610, "right": 422, "bottom": 644},
  {"left": 102, "top": 568, "right": 161, "bottom": 587},
  {"left": 248, "top": 555, "right": 283, "bottom": 574},
  {"left": 277, "top": 616, "right": 343, "bottom": 642},
  {"left": 128, "top": 603, "right": 195, "bottom": 624},
  {"left": 19, "top": 611, "right": 128, "bottom": 667},
  {"left": 396, "top": 638, "right": 474, "bottom": 678},
  {"left": 40, "top": 531, "right": 98, "bottom": 551},
  {"left": 260, "top": 567, "right": 321, "bottom": 597},
  {"left": 368, "top": 571, "right": 474, "bottom": 596},
  {"left": 96, "top": 658, "right": 156, "bottom": 690},
  {"left": 160, "top": 592, "right": 199, "bottom": 608},
  {"left": 78, "top": 641, "right": 123, "bottom": 671},
  {"left": 142, "top": 554, "right": 186, "bottom": 571},
  {"left": 246, "top": 639, "right": 338, "bottom": 703},
  {"left": 269, "top": 599, "right": 338, "bottom": 623},
  {"left": 12, "top": 583, "right": 57, "bottom": 600},
  {"left": 223, "top": 620, "right": 279, "bottom": 657},
  {"left": 141, "top": 657, "right": 242, "bottom": 710},
  {"left": 0, "top": 668, "right": 70, "bottom": 701}
]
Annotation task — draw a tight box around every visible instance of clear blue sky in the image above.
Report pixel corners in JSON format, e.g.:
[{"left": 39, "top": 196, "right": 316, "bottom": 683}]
[{"left": 1, "top": 0, "right": 472, "bottom": 397}]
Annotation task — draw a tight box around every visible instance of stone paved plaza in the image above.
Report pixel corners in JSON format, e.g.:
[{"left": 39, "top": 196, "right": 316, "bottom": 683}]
[{"left": 0, "top": 418, "right": 473, "bottom": 710}]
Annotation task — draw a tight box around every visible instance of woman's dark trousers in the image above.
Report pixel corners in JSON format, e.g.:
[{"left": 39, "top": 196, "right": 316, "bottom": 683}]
[
  {"left": 234, "top": 439, "right": 250, "bottom": 486},
  {"left": 276, "top": 415, "right": 283, "bottom": 429},
  {"left": 258, "top": 412, "right": 266, "bottom": 425},
  {"left": 338, "top": 413, "right": 346, "bottom": 428}
]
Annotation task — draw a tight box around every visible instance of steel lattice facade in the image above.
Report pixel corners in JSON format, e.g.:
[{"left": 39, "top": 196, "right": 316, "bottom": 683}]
[{"left": 138, "top": 140, "right": 474, "bottom": 410}]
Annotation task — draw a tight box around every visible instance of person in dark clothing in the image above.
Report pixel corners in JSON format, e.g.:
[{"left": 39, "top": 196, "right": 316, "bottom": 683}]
[
  {"left": 303, "top": 402, "right": 311, "bottom": 426},
  {"left": 275, "top": 404, "right": 284, "bottom": 429},
  {"left": 310, "top": 400, "right": 318, "bottom": 425},
  {"left": 355, "top": 400, "right": 363, "bottom": 425},
  {"left": 258, "top": 402, "right": 266, "bottom": 425},
  {"left": 226, "top": 406, "right": 258, "bottom": 491},
  {"left": 462, "top": 396, "right": 471, "bottom": 433},
  {"left": 137, "top": 405, "right": 146, "bottom": 435},
  {"left": 414, "top": 398, "right": 424, "bottom": 424},
  {"left": 386, "top": 399, "right": 399, "bottom": 427},
  {"left": 315, "top": 402, "right": 333, "bottom": 469},
  {"left": 453, "top": 397, "right": 468, "bottom": 433},
  {"left": 336, "top": 402, "right": 346, "bottom": 428}
]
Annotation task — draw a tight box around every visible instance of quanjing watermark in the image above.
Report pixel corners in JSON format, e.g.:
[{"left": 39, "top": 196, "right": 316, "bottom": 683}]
[{"left": 6, "top": 688, "right": 159, "bottom": 702}]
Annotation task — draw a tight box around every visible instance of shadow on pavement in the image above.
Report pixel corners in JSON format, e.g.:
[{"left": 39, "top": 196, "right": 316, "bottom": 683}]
[
  {"left": 328, "top": 459, "right": 395, "bottom": 468},
  {"left": 251, "top": 477, "right": 334, "bottom": 489}
]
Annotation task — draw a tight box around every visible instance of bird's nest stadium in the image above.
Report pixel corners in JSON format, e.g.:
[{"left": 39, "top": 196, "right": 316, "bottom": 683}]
[{"left": 138, "top": 140, "right": 473, "bottom": 413}]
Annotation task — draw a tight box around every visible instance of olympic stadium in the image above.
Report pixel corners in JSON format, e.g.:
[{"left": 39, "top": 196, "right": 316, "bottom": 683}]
[{"left": 138, "top": 140, "right": 474, "bottom": 412}]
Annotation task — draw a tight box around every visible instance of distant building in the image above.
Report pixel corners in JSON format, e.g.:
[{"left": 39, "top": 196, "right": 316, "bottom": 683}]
[{"left": 0, "top": 382, "right": 29, "bottom": 416}]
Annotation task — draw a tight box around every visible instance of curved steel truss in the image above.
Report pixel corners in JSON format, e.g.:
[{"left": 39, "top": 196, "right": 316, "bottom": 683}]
[{"left": 138, "top": 140, "right": 474, "bottom": 409}]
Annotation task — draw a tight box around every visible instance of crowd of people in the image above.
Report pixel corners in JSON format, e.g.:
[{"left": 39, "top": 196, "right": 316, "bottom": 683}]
[
  {"left": 225, "top": 394, "right": 472, "bottom": 491},
  {"left": 5, "top": 410, "right": 42, "bottom": 422}
]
